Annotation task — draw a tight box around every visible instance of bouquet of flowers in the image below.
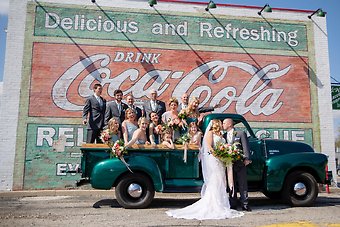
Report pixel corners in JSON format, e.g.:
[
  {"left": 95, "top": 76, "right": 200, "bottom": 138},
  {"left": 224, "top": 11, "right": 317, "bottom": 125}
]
[
  {"left": 100, "top": 129, "right": 113, "bottom": 146},
  {"left": 211, "top": 142, "right": 244, "bottom": 166},
  {"left": 174, "top": 133, "right": 191, "bottom": 163},
  {"left": 178, "top": 110, "right": 188, "bottom": 120},
  {"left": 100, "top": 130, "right": 132, "bottom": 172},
  {"left": 226, "top": 142, "right": 245, "bottom": 162},
  {"left": 101, "top": 130, "right": 127, "bottom": 157},
  {"left": 167, "top": 117, "right": 185, "bottom": 131},
  {"left": 175, "top": 133, "right": 191, "bottom": 145},
  {"left": 112, "top": 139, "right": 127, "bottom": 158},
  {"left": 155, "top": 124, "right": 164, "bottom": 134}
]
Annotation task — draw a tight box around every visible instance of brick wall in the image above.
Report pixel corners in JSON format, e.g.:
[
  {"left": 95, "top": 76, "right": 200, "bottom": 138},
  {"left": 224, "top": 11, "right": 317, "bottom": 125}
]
[{"left": 0, "top": 0, "right": 335, "bottom": 190}]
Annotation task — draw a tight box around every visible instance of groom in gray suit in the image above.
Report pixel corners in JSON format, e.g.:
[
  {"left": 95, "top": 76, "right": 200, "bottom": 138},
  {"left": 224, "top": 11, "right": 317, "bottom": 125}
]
[
  {"left": 223, "top": 118, "right": 252, "bottom": 211},
  {"left": 82, "top": 84, "right": 106, "bottom": 143}
]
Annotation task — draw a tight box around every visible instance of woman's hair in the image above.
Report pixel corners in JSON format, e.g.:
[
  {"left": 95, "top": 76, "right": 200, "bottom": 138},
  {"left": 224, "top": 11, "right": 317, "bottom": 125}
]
[
  {"left": 188, "top": 122, "right": 200, "bottom": 135},
  {"left": 168, "top": 97, "right": 179, "bottom": 106},
  {"left": 138, "top": 117, "right": 149, "bottom": 126},
  {"left": 108, "top": 117, "right": 120, "bottom": 134},
  {"left": 188, "top": 97, "right": 199, "bottom": 107},
  {"left": 210, "top": 119, "right": 222, "bottom": 134},
  {"left": 187, "top": 97, "right": 200, "bottom": 116},
  {"left": 149, "top": 111, "right": 158, "bottom": 119},
  {"left": 162, "top": 129, "right": 172, "bottom": 141},
  {"left": 125, "top": 108, "right": 136, "bottom": 120}
]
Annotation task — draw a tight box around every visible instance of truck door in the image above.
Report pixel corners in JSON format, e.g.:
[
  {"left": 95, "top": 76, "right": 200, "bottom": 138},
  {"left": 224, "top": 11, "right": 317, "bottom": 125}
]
[
  {"left": 247, "top": 137, "right": 265, "bottom": 182},
  {"left": 234, "top": 123, "right": 264, "bottom": 182},
  {"left": 166, "top": 148, "right": 200, "bottom": 179}
]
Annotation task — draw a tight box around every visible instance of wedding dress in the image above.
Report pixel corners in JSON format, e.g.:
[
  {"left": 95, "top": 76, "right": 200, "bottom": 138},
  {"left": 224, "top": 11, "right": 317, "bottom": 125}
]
[{"left": 166, "top": 125, "right": 244, "bottom": 220}]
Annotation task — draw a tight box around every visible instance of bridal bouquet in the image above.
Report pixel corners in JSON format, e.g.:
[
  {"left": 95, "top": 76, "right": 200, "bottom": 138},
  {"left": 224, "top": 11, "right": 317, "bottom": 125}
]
[
  {"left": 212, "top": 142, "right": 244, "bottom": 166},
  {"left": 225, "top": 142, "right": 245, "bottom": 162}
]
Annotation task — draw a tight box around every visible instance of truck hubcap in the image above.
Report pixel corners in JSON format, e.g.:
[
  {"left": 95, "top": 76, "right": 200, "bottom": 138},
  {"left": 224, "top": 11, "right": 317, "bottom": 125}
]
[
  {"left": 293, "top": 182, "right": 307, "bottom": 196},
  {"left": 127, "top": 183, "right": 142, "bottom": 198}
]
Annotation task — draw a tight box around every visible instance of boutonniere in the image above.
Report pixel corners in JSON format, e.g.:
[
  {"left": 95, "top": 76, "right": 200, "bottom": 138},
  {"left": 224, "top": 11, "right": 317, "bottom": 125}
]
[{"left": 233, "top": 131, "right": 237, "bottom": 137}]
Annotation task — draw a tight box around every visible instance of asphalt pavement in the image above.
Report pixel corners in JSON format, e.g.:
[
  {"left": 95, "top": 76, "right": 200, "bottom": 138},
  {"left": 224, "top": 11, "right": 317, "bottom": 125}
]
[{"left": 0, "top": 186, "right": 339, "bottom": 198}]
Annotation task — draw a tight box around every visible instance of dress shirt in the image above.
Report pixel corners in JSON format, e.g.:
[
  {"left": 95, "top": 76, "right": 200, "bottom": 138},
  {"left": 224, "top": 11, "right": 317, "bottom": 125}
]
[
  {"left": 227, "top": 129, "right": 234, "bottom": 144},
  {"left": 94, "top": 94, "right": 103, "bottom": 107},
  {"left": 151, "top": 100, "right": 157, "bottom": 111}
]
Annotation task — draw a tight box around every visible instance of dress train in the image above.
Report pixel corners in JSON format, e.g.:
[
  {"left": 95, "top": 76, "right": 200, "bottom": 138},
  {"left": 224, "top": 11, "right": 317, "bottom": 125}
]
[{"left": 166, "top": 134, "right": 244, "bottom": 220}]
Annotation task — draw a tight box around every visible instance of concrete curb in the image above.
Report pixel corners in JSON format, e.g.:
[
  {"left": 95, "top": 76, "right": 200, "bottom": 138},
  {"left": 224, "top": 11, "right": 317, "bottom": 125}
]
[{"left": 0, "top": 187, "right": 339, "bottom": 198}]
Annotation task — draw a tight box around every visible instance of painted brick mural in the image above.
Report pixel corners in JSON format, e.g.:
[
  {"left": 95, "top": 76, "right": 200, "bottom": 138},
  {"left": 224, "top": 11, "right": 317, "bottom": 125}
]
[{"left": 15, "top": 2, "right": 320, "bottom": 189}]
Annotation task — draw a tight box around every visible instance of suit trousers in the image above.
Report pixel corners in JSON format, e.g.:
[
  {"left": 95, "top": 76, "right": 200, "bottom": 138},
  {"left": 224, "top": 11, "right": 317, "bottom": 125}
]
[
  {"left": 86, "top": 129, "right": 103, "bottom": 144},
  {"left": 229, "top": 160, "right": 249, "bottom": 207}
]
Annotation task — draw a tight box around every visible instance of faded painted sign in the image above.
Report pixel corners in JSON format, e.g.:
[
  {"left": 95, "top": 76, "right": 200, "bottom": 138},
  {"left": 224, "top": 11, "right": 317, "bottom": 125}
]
[
  {"left": 30, "top": 42, "right": 311, "bottom": 123},
  {"left": 24, "top": 124, "right": 85, "bottom": 189},
  {"left": 34, "top": 6, "right": 307, "bottom": 51}
]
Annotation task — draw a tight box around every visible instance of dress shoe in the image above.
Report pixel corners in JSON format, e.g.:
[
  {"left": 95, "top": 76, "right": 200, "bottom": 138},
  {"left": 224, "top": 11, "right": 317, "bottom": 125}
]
[{"left": 242, "top": 205, "right": 252, "bottom": 211}]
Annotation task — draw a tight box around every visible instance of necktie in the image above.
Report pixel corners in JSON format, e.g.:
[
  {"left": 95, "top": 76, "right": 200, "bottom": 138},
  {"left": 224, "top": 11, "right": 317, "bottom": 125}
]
[
  {"left": 117, "top": 103, "right": 121, "bottom": 114},
  {"left": 97, "top": 97, "right": 103, "bottom": 107}
]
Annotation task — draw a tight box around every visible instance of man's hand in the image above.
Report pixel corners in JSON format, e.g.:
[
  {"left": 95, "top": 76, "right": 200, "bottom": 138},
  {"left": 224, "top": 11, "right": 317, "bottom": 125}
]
[
  {"left": 213, "top": 103, "right": 221, "bottom": 109},
  {"left": 244, "top": 159, "right": 252, "bottom": 166},
  {"left": 83, "top": 119, "right": 87, "bottom": 125}
]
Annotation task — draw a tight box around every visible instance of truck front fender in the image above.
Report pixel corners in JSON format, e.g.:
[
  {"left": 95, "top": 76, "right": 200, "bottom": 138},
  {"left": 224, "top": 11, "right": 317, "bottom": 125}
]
[
  {"left": 90, "top": 156, "right": 163, "bottom": 191},
  {"left": 265, "top": 153, "right": 327, "bottom": 192}
]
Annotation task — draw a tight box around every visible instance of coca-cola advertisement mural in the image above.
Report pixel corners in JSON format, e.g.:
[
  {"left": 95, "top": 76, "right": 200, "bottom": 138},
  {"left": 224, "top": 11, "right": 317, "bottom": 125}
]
[
  {"left": 30, "top": 42, "right": 311, "bottom": 123},
  {"left": 15, "top": 2, "right": 320, "bottom": 189}
]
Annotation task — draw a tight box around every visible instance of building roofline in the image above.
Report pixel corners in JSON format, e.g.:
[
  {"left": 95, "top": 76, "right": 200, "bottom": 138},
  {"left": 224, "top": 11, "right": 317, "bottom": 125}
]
[{"left": 158, "top": 0, "right": 315, "bottom": 14}]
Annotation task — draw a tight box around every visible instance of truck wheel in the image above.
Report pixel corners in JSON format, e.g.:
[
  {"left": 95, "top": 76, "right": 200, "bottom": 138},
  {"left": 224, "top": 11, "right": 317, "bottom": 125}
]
[
  {"left": 115, "top": 173, "right": 155, "bottom": 209},
  {"left": 283, "top": 171, "right": 318, "bottom": 207}
]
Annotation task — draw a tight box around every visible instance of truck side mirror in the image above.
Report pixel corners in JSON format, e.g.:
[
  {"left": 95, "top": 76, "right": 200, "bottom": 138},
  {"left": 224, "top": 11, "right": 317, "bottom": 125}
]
[{"left": 257, "top": 131, "right": 271, "bottom": 139}]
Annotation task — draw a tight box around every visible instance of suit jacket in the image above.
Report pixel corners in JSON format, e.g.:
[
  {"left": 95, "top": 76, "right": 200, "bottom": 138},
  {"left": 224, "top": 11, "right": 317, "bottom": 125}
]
[
  {"left": 124, "top": 104, "right": 143, "bottom": 120},
  {"left": 82, "top": 95, "right": 106, "bottom": 130},
  {"left": 143, "top": 99, "right": 166, "bottom": 120},
  {"left": 223, "top": 130, "right": 250, "bottom": 161},
  {"left": 177, "top": 103, "right": 188, "bottom": 112},
  {"left": 198, "top": 106, "right": 214, "bottom": 113},
  {"left": 104, "top": 101, "right": 128, "bottom": 125}
]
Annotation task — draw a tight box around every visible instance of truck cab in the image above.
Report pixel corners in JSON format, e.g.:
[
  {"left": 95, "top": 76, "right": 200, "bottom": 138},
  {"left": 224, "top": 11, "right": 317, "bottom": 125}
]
[{"left": 79, "top": 113, "right": 331, "bottom": 208}]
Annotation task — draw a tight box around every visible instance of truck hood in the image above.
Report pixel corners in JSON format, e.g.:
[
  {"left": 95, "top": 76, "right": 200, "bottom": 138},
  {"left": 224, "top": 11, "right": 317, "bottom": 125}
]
[{"left": 264, "top": 139, "right": 315, "bottom": 157}]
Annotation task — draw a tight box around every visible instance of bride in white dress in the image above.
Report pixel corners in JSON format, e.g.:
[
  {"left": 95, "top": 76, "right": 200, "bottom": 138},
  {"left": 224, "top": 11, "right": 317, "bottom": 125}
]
[{"left": 166, "top": 119, "right": 244, "bottom": 220}]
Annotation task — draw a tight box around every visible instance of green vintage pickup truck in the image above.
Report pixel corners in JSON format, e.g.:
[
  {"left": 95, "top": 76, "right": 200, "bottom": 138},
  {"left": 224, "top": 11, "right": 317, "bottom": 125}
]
[{"left": 78, "top": 113, "right": 331, "bottom": 208}]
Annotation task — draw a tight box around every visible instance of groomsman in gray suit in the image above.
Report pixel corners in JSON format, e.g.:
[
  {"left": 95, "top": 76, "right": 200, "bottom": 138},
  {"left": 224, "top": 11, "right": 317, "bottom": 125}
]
[
  {"left": 105, "top": 89, "right": 128, "bottom": 126},
  {"left": 178, "top": 93, "right": 189, "bottom": 112},
  {"left": 223, "top": 118, "right": 252, "bottom": 212},
  {"left": 143, "top": 89, "right": 166, "bottom": 121},
  {"left": 82, "top": 83, "right": 106, "bottom": 143}
]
